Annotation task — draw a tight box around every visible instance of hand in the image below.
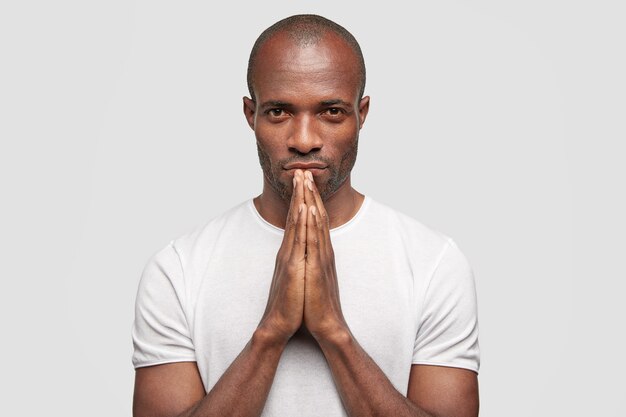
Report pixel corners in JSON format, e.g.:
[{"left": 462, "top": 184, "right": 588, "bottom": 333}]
[
  {"left": 258, "top": 170, "right": 307, "bottom": 345},
  {"left": 302, "top": 171, "right": 349, "bottom": 343}
]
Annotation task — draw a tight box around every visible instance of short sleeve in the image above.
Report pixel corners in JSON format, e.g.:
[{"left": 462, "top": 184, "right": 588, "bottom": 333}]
[
  {"left": 131, "top": 241, "right": 196, "bottom": 368},
  {"left": 412, "top": 239, "right": 480, "bottom": 373}
]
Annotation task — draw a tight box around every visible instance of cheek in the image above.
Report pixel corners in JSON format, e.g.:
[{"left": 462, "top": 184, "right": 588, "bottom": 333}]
[
  {"left": 320, "top": 114, "right": 359, "bottom": 138},
  {"left": 255, "top": 129, "right": 283, "bottom": 160},
  {"left": 255, "top": 119, "right": 290, "bottom": 143},
  {"left": 324, "top": 125, "right": 359, "bottom": 153},
  {"left": 256, "top": 117, "right": 359, "bottom": 158}
]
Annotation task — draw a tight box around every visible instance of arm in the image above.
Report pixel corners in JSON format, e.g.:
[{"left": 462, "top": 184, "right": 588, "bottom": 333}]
[
  {"left": 316, "top": 330, "right": 478, "bottom": 417},
  {"left": 133, "top": 172, "right": 310, "bottom": 417},
  {"left": 133, "top": 328, "right": 287, "bottom": 417},
  {"left": 301, "top": 171, "right": 479, "bottom": 417}
]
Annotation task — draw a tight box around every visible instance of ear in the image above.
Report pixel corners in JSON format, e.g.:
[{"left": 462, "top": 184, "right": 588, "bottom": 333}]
[
  {"left": 357, "top": 96, "right": 370, "bottom": 129},
  {"left": 243, "top": 96, "right": 256, "bottom": 130}
]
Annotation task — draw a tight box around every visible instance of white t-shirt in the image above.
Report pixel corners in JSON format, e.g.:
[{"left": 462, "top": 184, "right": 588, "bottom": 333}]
[{"left": 132, "top": 196, "right": 479, "bottom": 416}]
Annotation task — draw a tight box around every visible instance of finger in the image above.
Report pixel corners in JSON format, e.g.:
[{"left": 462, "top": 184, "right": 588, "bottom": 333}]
[
  {"left": 305, "top": 171, "right": 329, "bottom": 228},
  {"left": 304, "top": 171, "right": 330, "bottom": 254},
  {"left": 282, "top": 170, "right": 305, "bottom": 249},
  {"left": 306, "top": 204, "right": 321, "bottom": 265},
  {"left": 303, "top": 170, "right": 315, "bottom": 209},
  {"left": 289, "top": 203, "right": 307, "bottom": 262},
  {"left": 292, "top": 169, "right": 305, "bottom": 212}
]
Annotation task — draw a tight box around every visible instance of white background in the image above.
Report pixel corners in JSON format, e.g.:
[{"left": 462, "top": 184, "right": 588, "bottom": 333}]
[{"left": 1, "top": 1, "right": 624, "bottom": 416}]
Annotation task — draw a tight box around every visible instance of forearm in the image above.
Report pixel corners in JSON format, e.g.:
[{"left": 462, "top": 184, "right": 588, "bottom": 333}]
[
  {"left": 181, "top": 327, "right": 286, "bottom": 417},
  {"left": 318, "top": 330, "right": 433, "bottom": 417}
]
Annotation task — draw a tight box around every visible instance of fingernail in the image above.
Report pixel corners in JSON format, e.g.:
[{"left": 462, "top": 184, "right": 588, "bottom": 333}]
[
  {"left": 305, "top": 171, "right": 313, "bottom": 181},
  {"left": 311, "top": 206, "right": 317, "bottom": 216},
  {"left": 293, "top": 177, "right": 297, "bottom": 188},
  {"left": 306, "top": 180, "right": 313, "bottom": 191}
]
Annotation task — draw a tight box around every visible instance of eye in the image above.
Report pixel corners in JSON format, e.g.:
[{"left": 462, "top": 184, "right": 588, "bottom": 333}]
[
  {"left": 268, "top": 109, "right": 285, "bottom": 117},
  {"left": 322, "top": 107, "right": 346, "bottom": 121},
  {"left": 264, "top": 108, "right": 290, "bottom": 122}
]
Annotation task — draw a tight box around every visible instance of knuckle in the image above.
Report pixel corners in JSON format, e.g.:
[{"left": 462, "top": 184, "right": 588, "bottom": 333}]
[
  {"left": 285, "top": 263, "right": 300, "bottom": 276},
  {"left": 277, "top": 252, "right": 289, "bottom": 265}
]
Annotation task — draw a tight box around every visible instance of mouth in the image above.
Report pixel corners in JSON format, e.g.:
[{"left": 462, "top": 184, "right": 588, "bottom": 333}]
[{"left": 283, "top": 162, "right": 328, "bottom": 171}]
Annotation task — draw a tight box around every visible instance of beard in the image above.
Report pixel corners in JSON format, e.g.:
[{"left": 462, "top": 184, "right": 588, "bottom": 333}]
[{"left": 256, "top": 139, "right": 359, "bottom": 203}]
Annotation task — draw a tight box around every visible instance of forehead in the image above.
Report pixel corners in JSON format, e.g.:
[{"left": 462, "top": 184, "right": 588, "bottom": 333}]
[{"left": 252, "top": 32, "right": 361, "bottom": 103}]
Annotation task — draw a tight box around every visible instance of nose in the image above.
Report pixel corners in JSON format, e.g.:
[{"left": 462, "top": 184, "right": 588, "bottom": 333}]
[{"left": 287, "top": 114, "right": 323, "bottom": 155}]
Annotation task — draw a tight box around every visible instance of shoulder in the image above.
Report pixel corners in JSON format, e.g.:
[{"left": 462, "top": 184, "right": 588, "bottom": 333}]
[
  {"left": 145, "top": 200, "right": 254, "bottom": 281},
  {"left": 170, "top": 199, "right": 252, "bottom": 256},
  {"left": 364, "top": 196, "right": 453, "bottom": 259}
]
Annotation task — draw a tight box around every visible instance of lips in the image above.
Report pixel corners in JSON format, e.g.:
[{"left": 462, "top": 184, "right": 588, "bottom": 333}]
[{"left": 283, "top": 162, "right": 327, "bottom": 170}]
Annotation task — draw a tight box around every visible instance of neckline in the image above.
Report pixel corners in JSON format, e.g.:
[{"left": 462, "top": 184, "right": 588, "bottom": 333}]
[{"left": 248, "top": 195, "right": 371, "bottom": 237}]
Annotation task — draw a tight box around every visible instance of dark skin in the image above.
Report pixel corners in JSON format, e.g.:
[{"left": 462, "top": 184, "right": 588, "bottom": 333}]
[{"left": 133, "top": 31, "right": 478, "bottom": 417}]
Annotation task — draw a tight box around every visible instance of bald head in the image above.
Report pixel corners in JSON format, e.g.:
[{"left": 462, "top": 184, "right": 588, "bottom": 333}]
[{"left": 246, "top": 14, "right": 366, "bottom": 102}]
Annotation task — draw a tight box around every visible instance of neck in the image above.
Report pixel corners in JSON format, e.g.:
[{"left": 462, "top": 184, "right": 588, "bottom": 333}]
[{"left": 253, "top": 176, "right": 365, "bottom": 230}]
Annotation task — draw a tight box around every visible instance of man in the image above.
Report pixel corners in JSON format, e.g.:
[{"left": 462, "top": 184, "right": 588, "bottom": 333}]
[{"left": 132, "top": 14, "right": 479, "bottom": 417}]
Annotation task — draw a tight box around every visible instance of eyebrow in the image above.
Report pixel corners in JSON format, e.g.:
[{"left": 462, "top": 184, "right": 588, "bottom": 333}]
[
  {"left": 260, "top": 101, "right": 292, "bottom": 109},
  {"left": 259, "top": 99, "right": 353, "bottom": 109},
  {"left": 320, "top": 99, "right": 352, "bottom": 107}
]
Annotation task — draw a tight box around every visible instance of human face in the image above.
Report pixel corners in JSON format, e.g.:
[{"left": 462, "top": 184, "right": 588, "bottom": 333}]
[{"left": 244, "top": 32, "right": 370, "bottom": 202}]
